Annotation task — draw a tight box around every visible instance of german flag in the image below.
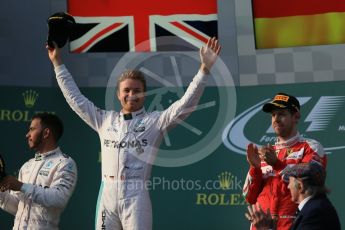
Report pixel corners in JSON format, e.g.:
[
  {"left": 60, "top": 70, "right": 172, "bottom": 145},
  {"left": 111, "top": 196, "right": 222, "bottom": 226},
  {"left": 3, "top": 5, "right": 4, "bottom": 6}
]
[{"left": 252, "top": 0, "right": 345, "bottom": 49}]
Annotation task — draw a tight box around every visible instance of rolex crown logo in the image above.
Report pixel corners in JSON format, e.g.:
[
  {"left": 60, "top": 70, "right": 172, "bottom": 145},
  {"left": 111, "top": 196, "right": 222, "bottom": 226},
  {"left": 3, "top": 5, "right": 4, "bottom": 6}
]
[
  {"left": 218, "top": 172, "right": 234, "bottom": 190},
  {"left": 23, "top": 90, "right": 39, "bottom": 108}
]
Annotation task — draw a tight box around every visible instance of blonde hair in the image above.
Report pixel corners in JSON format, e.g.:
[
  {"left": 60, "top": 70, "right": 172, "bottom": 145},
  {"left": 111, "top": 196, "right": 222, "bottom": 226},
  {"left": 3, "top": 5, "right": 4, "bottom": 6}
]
[{"left": 117, "top": 70, "right": 146, "bottom": 92}]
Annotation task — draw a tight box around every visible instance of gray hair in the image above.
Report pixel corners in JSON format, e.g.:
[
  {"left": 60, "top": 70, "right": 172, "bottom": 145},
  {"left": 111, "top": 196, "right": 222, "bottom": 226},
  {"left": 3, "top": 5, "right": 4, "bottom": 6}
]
[{"left": 301, "top": 179, "right": 329, "bottom": 196}]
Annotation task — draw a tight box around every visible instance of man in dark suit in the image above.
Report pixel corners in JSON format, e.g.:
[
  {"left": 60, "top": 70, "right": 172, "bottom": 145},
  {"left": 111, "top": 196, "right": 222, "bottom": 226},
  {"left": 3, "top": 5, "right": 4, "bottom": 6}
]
[{"left": 245, "top": 162, "right": 341, "bottom": 230}]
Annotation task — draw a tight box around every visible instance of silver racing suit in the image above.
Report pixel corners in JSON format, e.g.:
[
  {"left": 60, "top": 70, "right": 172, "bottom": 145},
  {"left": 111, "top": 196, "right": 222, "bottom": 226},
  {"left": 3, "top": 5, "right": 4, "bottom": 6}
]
[
  {"left": 54, "top": 64, "right": 208, "bottom": 230},
  {"left": 0, "top": 147, "right": 77, "bottom": 230}
]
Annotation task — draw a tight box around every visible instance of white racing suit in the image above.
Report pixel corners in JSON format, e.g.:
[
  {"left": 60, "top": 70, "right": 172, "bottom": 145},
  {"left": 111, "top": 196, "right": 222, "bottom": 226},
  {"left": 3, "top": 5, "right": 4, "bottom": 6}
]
[
  {"left": 54, "top": 65, "right": 208, "bottom": 230},
  {"left": 0, "top": 147, "right": 78, "bottom": 230}
]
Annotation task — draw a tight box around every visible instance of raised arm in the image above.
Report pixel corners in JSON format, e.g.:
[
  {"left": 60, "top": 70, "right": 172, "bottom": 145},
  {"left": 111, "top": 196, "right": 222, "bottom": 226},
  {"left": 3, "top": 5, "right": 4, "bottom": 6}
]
[
  {"left": 157, "top": 37, "right": 221, "bottom": 130},
  {"left": 47, "top": 43, "right": 63, "bottom": 68},
  {"left": 46, "top": 44, "right": 107, "bottom": 131},
  {"left": 199, "top": 37, "right": 221, "bottom": 74}
]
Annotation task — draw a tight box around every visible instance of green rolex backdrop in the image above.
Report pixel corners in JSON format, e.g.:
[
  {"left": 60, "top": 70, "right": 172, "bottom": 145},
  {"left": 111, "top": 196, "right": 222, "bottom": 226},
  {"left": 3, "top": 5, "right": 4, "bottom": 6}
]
[{"left": 0, "top": 81, "right": 344, "bottom": 229}]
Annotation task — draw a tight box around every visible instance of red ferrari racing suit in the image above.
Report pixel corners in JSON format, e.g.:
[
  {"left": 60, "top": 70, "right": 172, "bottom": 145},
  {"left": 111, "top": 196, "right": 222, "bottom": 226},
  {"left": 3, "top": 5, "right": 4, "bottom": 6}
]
[{"left": 243, "top": 134, "right": 327, "bottom": 230}]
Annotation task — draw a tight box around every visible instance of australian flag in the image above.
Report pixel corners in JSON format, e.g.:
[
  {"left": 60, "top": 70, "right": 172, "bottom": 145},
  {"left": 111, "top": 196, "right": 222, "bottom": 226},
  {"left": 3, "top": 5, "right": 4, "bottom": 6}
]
[{"left": 67, "top": 0, "right": 218, "bottom": 52}]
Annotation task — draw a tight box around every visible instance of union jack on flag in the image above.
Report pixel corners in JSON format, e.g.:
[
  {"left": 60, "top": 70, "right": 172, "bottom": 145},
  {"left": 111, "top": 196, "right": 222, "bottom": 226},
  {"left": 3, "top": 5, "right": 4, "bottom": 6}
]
[{"left": 67, "top": 0, "right": 218, "bottom": 52}]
